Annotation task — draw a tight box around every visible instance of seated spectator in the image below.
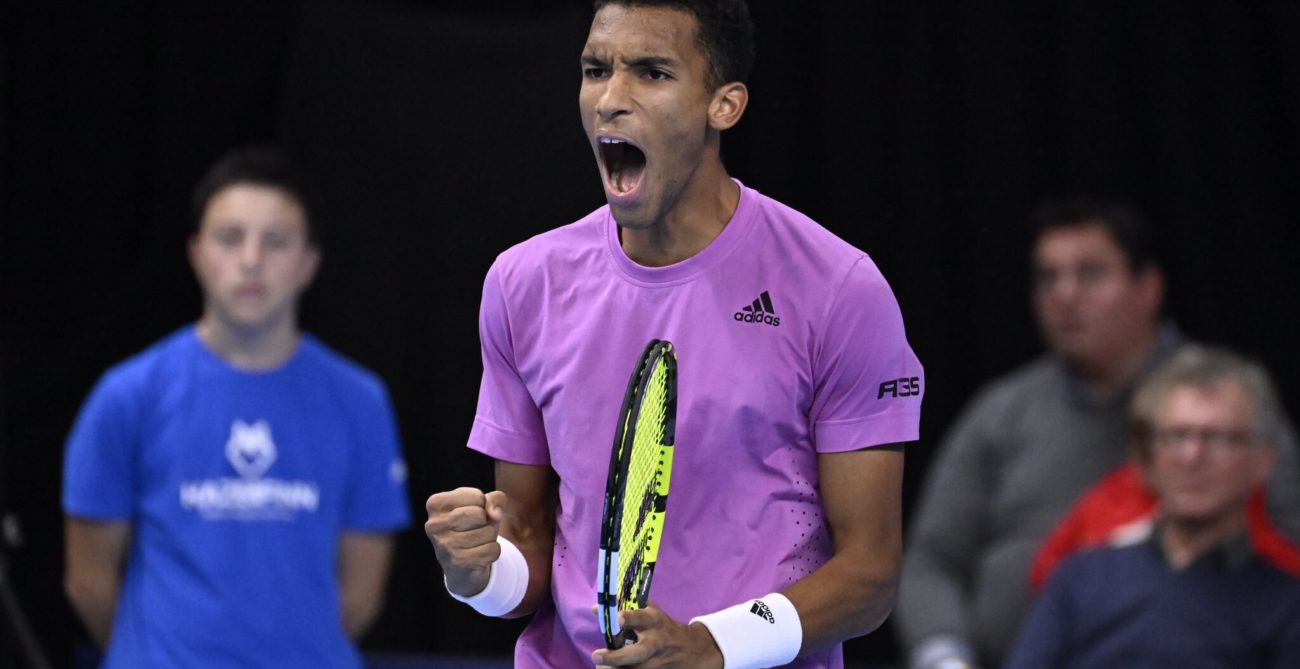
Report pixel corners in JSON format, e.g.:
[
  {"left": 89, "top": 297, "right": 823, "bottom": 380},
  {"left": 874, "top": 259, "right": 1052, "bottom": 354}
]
[
  {"left": 897, "top": 198, "right": 1300, "bottom": 669},
  {"left": 1030, "top": 461, "right": 1300, "bottom": 591},
  {"left": 898, "top": 198, "right": 1176, "bottom": 669},
  {"left": 1004, "top": 345, "right": 1300, "bottom": 669}
]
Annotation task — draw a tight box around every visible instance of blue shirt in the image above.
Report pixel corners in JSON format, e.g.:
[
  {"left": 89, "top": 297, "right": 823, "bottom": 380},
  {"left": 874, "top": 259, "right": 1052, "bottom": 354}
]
[
  {"left": 1005, "top": 536, "right": 1300, "bottom": 669},
  {"left": 63, "top": 328, "right": 411, "bottom": 668}
]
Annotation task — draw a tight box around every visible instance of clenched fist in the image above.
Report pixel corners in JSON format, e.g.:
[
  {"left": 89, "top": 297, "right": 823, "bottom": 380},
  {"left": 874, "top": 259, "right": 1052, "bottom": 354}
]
[{"left": 425, "top": 487, "right": 509, "bottom": 597}]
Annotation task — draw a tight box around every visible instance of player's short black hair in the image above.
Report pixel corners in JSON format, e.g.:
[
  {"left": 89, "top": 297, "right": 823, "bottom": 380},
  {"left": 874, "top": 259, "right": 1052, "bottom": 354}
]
[
  {"left": 1030, "top": 196, "right": 1159, "bottom": 272},
  {"left": 592, "top": 0, "right": 756, "bottom": 90},
  {"left": 191, "top": 146, "right": 318, "bottom": 245}
]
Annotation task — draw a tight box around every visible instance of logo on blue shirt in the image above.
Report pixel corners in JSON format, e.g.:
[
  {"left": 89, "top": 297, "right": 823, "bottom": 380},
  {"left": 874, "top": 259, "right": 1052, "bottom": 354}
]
[
  {"left": 226, "top": 419, "right": 277, "bottom": 479},
  {"left": 179, "top": 419, "right": 320, "bottom": 521}
]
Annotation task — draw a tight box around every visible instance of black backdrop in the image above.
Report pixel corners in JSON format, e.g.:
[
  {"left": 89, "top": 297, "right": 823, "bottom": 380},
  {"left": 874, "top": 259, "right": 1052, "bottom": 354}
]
[{"left": 3, "top": 1, "right": 1299, "bottom": 666}]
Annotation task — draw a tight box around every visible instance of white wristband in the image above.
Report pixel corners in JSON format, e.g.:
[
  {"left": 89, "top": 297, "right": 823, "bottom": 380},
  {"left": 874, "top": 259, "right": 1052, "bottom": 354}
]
[
  {"left": 691, "top": 593, "right": 802, "bottom": 669},
  {"left": 444, "top": 535, "right": 528, "bottom": 617}
]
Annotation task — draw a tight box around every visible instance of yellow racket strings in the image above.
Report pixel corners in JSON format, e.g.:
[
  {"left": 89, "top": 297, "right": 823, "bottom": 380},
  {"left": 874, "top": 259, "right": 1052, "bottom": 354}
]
[{"left": 617, "top": 352, "right": 673, "bottom": 610}]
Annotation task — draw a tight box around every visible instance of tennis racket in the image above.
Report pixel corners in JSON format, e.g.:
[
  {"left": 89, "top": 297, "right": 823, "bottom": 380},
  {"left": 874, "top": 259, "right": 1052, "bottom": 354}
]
[{"left": 597, "top": 339, "right": 678, "bottom": 650}]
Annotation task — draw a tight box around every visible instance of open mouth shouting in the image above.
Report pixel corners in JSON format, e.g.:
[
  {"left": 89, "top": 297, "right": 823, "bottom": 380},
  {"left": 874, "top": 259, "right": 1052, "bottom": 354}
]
[{"left": 597, "top": 135, "right": 647, "bottom": 205}]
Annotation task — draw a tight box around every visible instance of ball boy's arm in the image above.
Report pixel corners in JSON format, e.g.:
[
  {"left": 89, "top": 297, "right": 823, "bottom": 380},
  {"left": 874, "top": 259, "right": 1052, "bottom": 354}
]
[
  {"left": 338, "top": 531, "right": 395, "bottom": 638},
  {"left": 64, "top": 516, "right": 130, "bottom": 648}
]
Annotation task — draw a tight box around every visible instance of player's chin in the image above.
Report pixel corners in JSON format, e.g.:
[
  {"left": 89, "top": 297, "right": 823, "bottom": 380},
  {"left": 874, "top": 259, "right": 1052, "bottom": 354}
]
[{"left": 607, "top": 201, "right": 657, "bottom": 231}]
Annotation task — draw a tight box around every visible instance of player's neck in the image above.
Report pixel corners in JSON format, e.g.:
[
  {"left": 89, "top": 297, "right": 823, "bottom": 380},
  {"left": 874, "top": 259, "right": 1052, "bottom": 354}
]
[
  {"left": 1158, "top": 509, "right": 1248, "bottom": 570},
  {"left": 196, "top": 312, "right": 300, "bottom": 371},
  {"left": 620, "top": 162, "right": 738, "bottom": 267}
]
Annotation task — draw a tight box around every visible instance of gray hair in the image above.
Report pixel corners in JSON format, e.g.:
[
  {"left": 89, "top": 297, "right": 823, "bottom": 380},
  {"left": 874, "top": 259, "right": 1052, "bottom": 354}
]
[{"left": 1131, "top": 344, "right": 1284, "bottom": 458}]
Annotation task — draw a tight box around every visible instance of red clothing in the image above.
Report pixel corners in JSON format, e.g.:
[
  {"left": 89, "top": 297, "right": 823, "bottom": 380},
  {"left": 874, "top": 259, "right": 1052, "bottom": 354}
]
[{"left": 1030, "top": 460, "right": 1300, "bottom": 591}]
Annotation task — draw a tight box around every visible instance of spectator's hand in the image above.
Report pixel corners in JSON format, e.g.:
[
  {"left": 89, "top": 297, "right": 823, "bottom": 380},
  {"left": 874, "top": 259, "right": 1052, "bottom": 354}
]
[
  {"left": 425, "top": 487, "right": 507, "bottom": 597},
  {"left": 591, "top": 603, "right": 723, "bottom": 669},
  {"left": 928, "top": 658, "right": 980, "bottom": 669}
]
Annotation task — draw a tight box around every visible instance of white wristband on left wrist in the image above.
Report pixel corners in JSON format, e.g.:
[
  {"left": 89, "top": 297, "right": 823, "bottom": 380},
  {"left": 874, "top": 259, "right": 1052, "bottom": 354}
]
[{"left": 691, "top": 592, "right": 802, "bottom": 669}]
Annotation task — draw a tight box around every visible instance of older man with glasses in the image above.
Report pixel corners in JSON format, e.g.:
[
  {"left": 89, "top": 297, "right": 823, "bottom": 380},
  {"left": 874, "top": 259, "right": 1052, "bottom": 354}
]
[{"left": 1004, "top": 345, "right": 1300, "bottom": 669}]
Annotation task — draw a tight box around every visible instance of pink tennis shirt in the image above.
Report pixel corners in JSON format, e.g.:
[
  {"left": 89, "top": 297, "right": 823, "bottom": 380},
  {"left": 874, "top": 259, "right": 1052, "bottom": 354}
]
[{"left": 469, "top": 182, "right": 924, "bottom": 668}]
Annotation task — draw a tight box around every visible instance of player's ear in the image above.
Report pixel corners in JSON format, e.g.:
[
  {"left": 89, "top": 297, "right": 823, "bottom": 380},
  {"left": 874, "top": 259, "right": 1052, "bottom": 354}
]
[{"left": 708, "top": 81, "right": 748, "bottom": 131}]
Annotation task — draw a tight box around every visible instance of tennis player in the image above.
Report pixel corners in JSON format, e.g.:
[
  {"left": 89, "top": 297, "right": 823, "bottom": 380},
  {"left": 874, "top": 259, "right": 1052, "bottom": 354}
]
[{"left": 426, "top": 2, "right": 923, "bottom": 668}]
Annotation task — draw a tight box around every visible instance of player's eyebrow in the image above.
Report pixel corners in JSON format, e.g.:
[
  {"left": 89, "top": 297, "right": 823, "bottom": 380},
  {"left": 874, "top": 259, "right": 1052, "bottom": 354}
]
[
  {"left": 622, "top": 55, "right": 677, "bottom": 70},
  {"left": 581, "top": 53, "right": 679, "bottom": 70}
]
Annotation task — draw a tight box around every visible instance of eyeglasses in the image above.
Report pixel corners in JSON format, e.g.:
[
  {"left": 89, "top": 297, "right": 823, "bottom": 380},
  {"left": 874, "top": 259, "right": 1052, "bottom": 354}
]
[{"left": 1150, "top": 426, "right": 1258, "bottom": 456}]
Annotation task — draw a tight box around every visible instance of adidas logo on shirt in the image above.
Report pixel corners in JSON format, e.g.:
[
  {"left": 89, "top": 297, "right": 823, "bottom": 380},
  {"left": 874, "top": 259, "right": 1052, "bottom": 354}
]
[{"left": 734, "top": 290, "right": 781, "bottom": 327}]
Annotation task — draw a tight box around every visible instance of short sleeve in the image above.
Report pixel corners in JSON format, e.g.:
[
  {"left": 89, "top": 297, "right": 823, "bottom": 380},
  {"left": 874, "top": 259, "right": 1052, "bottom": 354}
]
[
  {"left": 343, "top": 380, "right": 412, "bottom": 532},
  {"left": 809, "top": 256, "right": 923, "bottom": 452},
  {"left": 63, "top": 368, "right": 139, "bottom": 520},
  {"left": 467, "top": 260, "right": 550, "bottom": 465}
]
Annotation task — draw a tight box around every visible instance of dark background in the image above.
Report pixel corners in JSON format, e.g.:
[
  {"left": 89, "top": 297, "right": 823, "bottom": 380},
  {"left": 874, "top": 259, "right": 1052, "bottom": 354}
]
[{"left": 3, "top": 1, "right": 1299, "bottom": 666}]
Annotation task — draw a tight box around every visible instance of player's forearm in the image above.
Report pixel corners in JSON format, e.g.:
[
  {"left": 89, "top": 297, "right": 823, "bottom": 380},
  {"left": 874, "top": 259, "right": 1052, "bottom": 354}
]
[
  {"left": 489, "top": 461, "right": 560, "bottom": 618},
  {"left": 784, "top": 541, "right": 901, "bottom": 651},
  {"left": 785, "top": 448, "right": 904, "bottom": 652},
  {"left": 500, "top": 510, "right": 555, "bottom": 618},
  {"left": 507, "top": 542, "right": 552, "bottom": 618}
]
